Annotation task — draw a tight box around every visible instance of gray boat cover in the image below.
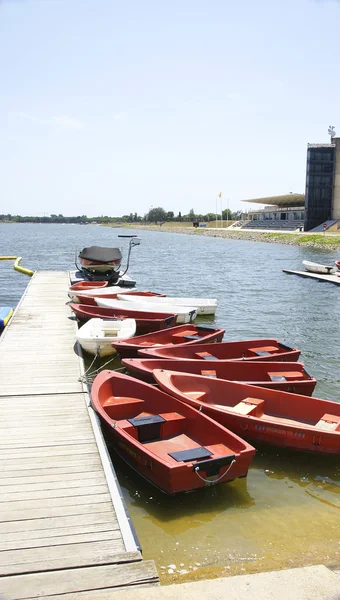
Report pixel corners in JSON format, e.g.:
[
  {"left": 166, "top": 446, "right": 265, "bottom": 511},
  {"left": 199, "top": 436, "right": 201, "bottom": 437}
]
[{"left": 79, "top": 246, "right": 122, "bottom": 263}]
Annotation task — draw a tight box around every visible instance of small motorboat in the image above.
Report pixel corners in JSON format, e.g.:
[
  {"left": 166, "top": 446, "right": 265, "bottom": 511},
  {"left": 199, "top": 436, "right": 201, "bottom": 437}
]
[
  {"left": 75, "top": 236, "right": 140, "bottom": 284},
  {"left": 302, "top": 260, "right": 336, "bottom": 275},
  {"left": 78, "top": 246, "right": 122, "bottom": 274},
  {"left": 69, "top": 303, "right": 177, "bottom": 335},
  {"left": 112, "top": 324, "right": 225, "bottom": 358},
  {"left": 69, "top": 289, "right": 164, "bottom": 305},
  {"left": 90, "top": 370, "right": 255, "bottom": 494},
  {"left": 122, "top": 358, "right": 317, "bottom": 395},
  {"left": 96, "top": 298, "right": 197, "bottom": 324},
  {"left": 76, "top": 318, "right": 136, "bottom": 357},
  {"left": 0, "top": 306, "right": 13, "bottom": 332},
  {"left": 118, "top": 294, "right": 217, "bottom": 315},
  {"left": 69, "top": 281, "right": 109, "bottom": 292},
  {"left": 154, "top": 370, "right": 340, "bottom": 454},
  {"left": 137, "top": 338, "right": 301, "bottom": 361}
]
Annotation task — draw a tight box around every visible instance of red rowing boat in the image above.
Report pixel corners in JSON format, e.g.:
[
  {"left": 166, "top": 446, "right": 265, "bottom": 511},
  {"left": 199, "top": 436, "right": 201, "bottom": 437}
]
[
  {"left": 137, "top": 338, "right": 300, "bottom": 362},
  {"left": 154, "top": 370, "right": 340, "bottom": 454},
  {"left": 69, "top": 303, "right": 177, "bottom": 334},
  {"left": 91, "top": 370, "right": 255, "bottom": 494},
  {"left": 69, "top": 281, "right": 109, "bottom": 292},
  {"left": 112, "top": 324, "right": 225, "bottom": 358},
  {"left": 122, "top": 358, "right": 317, "bottom": 395},
  {"left": 75, "top": 290, "right": 165, "bottom": 306}
]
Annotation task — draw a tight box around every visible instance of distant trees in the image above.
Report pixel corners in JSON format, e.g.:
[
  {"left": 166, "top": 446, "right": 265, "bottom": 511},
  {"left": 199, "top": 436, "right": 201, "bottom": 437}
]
[{"left": 145, "top": 207, "right": 167, "bottom": 223}]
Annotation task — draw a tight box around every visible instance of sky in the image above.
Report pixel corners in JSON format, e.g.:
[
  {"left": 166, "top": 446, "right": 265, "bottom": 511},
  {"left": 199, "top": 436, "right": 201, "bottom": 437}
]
[{"left": 1, "top": 0, "right": 340, "bottom": 217}]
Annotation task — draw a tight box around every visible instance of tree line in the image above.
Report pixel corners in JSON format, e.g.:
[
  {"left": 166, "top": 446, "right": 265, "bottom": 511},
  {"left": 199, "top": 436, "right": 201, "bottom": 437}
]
[{"left": 0, "top": 207, "right": 240, "bottom": 225}]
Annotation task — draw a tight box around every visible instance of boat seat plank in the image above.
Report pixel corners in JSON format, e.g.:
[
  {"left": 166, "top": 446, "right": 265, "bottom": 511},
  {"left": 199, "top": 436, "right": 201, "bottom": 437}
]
[
  {"left": 195, "top": 351, "right": 218, "bottom": 360},
  {"left": 169, "top": 447, "right": 212, "bottom": 462},
  {"left": 144, "top": 433, "right": 202, "bottom": 463},
  {"left": 228, "top": 398, "right": 265, "bottom": 416},
  {"left": 248, "top": 346, "right": 279, "bottom": 357},
  {"left": 201, "top": 370, "right": 217, "bottom": 378},
  {"left": 268, "top": 371, "right": 304, "bottom": 381},
  {"left": 315, "top": 413, "right": 340, "bottom": 431}
]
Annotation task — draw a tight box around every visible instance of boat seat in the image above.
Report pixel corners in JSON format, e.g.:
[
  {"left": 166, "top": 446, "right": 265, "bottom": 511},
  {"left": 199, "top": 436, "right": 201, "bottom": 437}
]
[
  {"left": 169, "top": 446, "right": 212, "bottom": 462},
  {"left": 186, "top": 391, "right": 206, "bottom": 401},
  {"left": 268, "top": 371, "right": 304, "bottom": 382},
  {"left": 102, "top": 397, "right": 145, "bottom": 419},
  {"left": 315, "top": 413, "right": 340, "bottom": 431},
  {"left": 128, "top": 414, "right": 166, "bottom": 443},
  {"left": 201, "top": 370, "right": 217, "bottom": 378},
  {"left": 182, "top": 334, "right": 202, "bottom": 341},
  {"left": 248, "top": 346, "right": 279, "bottom": 357},
  {"left": 195, "top": 351, "right": 218, "bottom": 360},
  {"left": 229, "top": 397, "right": 264, "bottom": 417},
  {"left": 159, "top": 412, "right": 186, "bottom": 438}
]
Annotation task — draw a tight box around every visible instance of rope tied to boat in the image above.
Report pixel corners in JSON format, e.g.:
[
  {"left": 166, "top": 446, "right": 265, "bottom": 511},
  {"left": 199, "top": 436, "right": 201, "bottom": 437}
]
[
  {"left": 194, "top": 459, "right": 236, "bottom": 484},
  {"left": 78, "top": 352, "right": 126, "bottom": 386}
]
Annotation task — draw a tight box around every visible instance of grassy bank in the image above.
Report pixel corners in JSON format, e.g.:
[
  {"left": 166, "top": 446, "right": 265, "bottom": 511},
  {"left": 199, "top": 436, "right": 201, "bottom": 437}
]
[{"left": 105, "top": 222, "right": 340, "bottom": 250}]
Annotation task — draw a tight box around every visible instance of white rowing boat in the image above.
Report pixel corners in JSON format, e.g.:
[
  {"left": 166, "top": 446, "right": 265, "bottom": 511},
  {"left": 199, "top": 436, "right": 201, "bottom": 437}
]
[
  {"left": 302, "top": 260, "right": 337, "bottom": 275},
  {"left": 117, "top": 294, "right": 217, "bottom": 315},
  {"left": 96, "top": 298, "right": 197, "bottom": 324},
  {"left": 76, "top": 318, "right": 136, "bottom": 357}
]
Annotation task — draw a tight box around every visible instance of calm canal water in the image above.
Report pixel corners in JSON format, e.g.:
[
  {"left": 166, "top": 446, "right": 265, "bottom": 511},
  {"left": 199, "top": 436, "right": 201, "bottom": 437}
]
[{"left": 1, "top": 223, "right": 339, "bottom": 582}]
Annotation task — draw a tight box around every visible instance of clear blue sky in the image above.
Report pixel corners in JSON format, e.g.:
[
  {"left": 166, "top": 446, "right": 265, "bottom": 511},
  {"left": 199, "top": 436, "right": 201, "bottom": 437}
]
[{"left": 1, "top": 0, "right": 339, "bottom": 217}]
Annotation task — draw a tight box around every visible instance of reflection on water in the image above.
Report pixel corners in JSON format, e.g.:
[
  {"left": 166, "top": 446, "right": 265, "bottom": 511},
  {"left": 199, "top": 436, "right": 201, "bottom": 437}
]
[{"left": 1, "top": 223, "right": 340, "bottom": 582}]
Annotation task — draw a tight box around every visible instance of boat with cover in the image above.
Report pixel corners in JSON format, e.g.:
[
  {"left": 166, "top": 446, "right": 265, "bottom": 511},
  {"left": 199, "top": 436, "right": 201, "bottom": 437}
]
[
  {"left": 76, "top": 318, "right": 136, "bottom": 357},
  {"left": 154, "top": 370, "right": 340, "bottom": 454},
  {"left": 90, "top": 370, "right": 255, "bottom": 494},
  {"left": 137, "top": 338, "right": 301, "bottom": 361},
  {"left": 117, "top": 294, "right": 217, "bottom": 315},
  {"left": 97, "top": 298, "right": 197, "bottom": 324},
  {"left": 69, "top": 303, "right": 177, "bottom": 335},
  {"left": 122, "top": 358, "right": 317, "bottom": 395},
  {"left": 75, "top": 236, "right": 140, "bottom": 284},
  {"left": 112, "top": 324, "right": 225, "bottom": 358},
  {"left": 302, "top": 260, "right": 337, "bottom": 275}
]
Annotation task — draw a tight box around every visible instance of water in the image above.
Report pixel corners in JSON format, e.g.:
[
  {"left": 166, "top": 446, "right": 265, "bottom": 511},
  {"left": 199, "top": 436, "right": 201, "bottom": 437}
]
[{"left": 1, "top": 223, "right": 339, "bottom": 581}]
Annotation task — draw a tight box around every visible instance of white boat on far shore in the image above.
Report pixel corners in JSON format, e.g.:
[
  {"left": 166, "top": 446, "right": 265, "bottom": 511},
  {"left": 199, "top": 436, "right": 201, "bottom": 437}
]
[{"left": 302, "top": 260, "right": 337, "bottom": 275}]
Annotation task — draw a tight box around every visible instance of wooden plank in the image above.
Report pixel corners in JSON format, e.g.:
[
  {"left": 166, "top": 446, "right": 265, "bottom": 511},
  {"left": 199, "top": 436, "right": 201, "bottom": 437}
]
[
  {"left": 0, "top": 557, "right": 160, "bottom": 600},
  {"left": 0, "top": 464, "right": 104, "bottom": 480},
  {"left": 0, "top": 484, "right": 109, "bottom": 502},
  {"left": 0, "top": 529, "right": 123, "bottom": 552},
  {"left": 0, "top": 444, "right": 98, "bottom": 459},
  {"left": 0, "top": 500, "right": 115, "bottom": 523},
  {"left": 0, "top": 474, "right": 106, "bottom": 492},
  {"left": 0, "top": 510, "right": 118, "bottom": 534},
  {"left": 0, "top": 543, "right": 140, "bottom": 576},
  {"left": 0, "top": 522, "right": 119, "bottom": 546}
]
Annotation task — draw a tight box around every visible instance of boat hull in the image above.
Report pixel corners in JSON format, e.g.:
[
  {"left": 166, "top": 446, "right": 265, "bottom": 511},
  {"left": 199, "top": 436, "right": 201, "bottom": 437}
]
[
  {"left": 303, "top": 260, "right": 336, "bottom": 275},
  {"left": 122, "top": 358, "right": 317, "bottom": 395},
  {"left": 91, "top": 371, "right": 255, "bottom": 494},
  {"left": 154, "top": 371, "right": 340, "bottom": 455},
  {"left": 112, "top": 325, "right": 225, "bottom": 358},
  {"left": 76, "top": 318, "right": 136, "bottom": 357},
  {"left": 137, "top": 338, "right": 301, "bottom": 362},
  {"left": 97, "top": 298, "right": 197, "bottom": 323},
  {"left": 117, "top": 294, "right": 217, "bottom": 315},
  {"left": 69, "top": 303, "right": 177, "bottom": 334}
]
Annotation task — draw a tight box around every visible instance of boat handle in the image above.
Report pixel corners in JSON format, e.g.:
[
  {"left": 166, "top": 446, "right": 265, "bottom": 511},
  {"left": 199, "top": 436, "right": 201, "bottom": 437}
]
[{"left": 194, "top": 459, "right": 236, "bottom": 484}]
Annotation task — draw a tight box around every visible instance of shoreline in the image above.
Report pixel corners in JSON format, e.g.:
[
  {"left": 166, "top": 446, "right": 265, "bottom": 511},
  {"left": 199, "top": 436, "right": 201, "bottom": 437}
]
[{"left": 110, "top": 224, "right": 340, "bottom": 250}]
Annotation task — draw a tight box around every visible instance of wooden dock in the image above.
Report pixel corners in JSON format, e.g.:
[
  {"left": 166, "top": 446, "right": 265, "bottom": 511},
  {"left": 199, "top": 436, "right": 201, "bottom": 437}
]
[
  {"left": 0, "top": 271, "right": 159, "bottom": 599},
  {"left": 283, "top": 269, "right": 340, "bottom": 286}
]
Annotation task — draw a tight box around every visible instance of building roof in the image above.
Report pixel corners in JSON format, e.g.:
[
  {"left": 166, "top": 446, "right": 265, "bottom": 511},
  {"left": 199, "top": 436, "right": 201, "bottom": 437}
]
[
  {"left": 241, "top": 194, "right": 305, "bottom": 207},
  {"left": 308, "top": 143, "right": 335, "bottom": 148}
]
